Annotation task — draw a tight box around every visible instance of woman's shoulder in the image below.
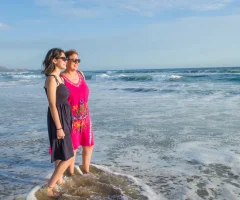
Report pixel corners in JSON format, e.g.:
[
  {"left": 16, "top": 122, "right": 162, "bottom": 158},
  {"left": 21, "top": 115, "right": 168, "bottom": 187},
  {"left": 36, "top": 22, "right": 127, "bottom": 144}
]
[
  {"left": 78, "top": 70, "right": 85, "bottom": 79},
  {"left": 45, "top": 74, "right": 58, "bottom": 88},
  {"left": 60, "top": 72, "right": 68, "bottom": 81},
  {"left": 46, "top": 74, "right": 57, "bottom": 81}
]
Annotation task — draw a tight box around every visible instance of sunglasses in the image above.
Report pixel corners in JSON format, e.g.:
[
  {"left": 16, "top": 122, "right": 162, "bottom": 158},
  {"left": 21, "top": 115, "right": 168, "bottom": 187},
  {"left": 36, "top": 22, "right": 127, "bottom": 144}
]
[
  {"left": 57, "top": 57, "right": 68, "bottom": 62},
  {"left": 68, "top": 58, "right": 81, "bottom": 64}
]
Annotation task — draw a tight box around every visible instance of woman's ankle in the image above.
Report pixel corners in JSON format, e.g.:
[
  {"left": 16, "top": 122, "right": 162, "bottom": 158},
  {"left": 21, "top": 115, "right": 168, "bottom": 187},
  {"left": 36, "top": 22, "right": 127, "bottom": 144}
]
[
  {"left": 56, "top": 177, "right": 63, "bottom": 185},
  {"left": 47, "top": 184, "right": 54, "bottom": 189}
]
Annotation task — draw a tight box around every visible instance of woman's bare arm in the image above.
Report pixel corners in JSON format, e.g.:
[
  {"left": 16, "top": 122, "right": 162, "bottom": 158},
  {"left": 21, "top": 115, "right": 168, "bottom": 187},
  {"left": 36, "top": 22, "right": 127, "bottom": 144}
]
[{"left": 46, "top": 76, "right": 65, "bottom": 139}]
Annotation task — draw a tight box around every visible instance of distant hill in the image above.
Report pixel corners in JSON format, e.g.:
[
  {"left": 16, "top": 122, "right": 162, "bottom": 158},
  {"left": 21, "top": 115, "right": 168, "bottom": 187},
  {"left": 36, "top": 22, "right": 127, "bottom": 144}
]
[
  {"left": 0, "top": 66, "right": 28, "bottom": 72},
  {"left": 0, "top": 66, "right": 11, "bottom": 72}
]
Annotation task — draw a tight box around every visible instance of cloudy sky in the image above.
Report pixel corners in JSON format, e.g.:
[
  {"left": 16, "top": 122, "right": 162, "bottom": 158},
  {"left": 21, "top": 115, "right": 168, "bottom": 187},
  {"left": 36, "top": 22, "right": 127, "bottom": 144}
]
[{"left": 0, "top": 0, "right": 240, "bottom": 70}]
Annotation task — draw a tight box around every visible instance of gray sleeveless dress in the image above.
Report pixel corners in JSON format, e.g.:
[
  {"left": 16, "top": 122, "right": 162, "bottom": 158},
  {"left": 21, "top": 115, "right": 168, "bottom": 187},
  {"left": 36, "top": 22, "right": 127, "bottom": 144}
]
[{"left": 45, "top": 75, "right": 74, "bottom": 162}]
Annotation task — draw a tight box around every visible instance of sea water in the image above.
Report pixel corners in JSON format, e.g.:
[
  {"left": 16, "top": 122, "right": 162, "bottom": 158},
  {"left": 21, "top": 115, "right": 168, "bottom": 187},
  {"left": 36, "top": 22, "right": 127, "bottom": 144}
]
[{"left": 0, "top": 67, "right": 240, "bottom": 199}]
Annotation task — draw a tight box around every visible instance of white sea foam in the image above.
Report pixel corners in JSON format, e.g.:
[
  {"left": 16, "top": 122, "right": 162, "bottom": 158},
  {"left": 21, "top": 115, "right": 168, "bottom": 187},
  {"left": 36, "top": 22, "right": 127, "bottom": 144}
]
[
  {"left": 95, "top": 73, "right": 111, "bottom": 80},
  {"left": 11, "top": 74, "right": 43, "bottom": 79},
  {"left": 177, "top": 142, "right": 240, "bottom": 166},
  {"left": 26, "top": 164, "right": 163, "bottom": 200},
  {"left": 26, "top": 185, "right": 42, "bottom": 200},
  {"left": 170, "top": 75, "right": 182, "bottom": 79},
  {"left": 106, "top": 70, "right": 117, "bottom": 74},
  {"left": 94, "top": 73, "right": 182, "bottom": 82},
  {"left": 0, "top": 81, "right": 21, "bottom": 87},
  {"left": 92, "top": 164, "right": 166, "bottom": 200},
  {"left": 163, "top": 142, "right": 240, "bottom": 199},
  {"left": 152, "top": 74, "right": 182, "bottom": 81}
]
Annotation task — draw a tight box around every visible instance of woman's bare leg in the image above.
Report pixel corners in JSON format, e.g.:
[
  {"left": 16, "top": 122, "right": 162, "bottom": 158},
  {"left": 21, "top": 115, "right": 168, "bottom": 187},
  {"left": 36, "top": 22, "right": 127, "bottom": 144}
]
[
  {"left": 55, "top": 160, "right": 63, "bottom": 184},
  {"left": 68, "top": 149, "right": 77, "bottom": 175},
  {"left": 81, "top": 146, "right": 94, "bottom": 173},
  {"left": 47, "top": 157, "right": 73, "bottom": 196}
]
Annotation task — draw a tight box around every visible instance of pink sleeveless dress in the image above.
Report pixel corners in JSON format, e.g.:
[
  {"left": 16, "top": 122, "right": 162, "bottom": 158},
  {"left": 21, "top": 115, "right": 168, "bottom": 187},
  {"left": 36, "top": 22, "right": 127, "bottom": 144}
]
[{"left": 61, "top": 71, "right": 94, "bottom": 149}]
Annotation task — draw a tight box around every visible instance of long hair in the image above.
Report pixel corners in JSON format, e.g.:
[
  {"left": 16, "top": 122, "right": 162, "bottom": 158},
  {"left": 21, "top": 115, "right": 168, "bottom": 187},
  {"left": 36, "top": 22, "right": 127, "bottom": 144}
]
[{"left": 42, "top": 48, "right": 64, "bottom": 76}]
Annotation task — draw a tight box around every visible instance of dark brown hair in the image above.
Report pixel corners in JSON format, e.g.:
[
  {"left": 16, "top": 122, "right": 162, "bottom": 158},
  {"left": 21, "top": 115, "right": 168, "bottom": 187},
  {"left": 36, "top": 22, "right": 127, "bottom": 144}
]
[
  {"left": 65, "top": 49, "right": 78, "bottom": 58},
  {"left": 42, "top": 48, "right": 64, "bottom": 76}
]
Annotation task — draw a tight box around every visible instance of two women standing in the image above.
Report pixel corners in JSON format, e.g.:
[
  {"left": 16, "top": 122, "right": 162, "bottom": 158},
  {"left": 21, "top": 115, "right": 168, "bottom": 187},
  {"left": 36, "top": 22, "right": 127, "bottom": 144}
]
[{"left": 42, "top": 48, "right": 94, "bottom": 197}]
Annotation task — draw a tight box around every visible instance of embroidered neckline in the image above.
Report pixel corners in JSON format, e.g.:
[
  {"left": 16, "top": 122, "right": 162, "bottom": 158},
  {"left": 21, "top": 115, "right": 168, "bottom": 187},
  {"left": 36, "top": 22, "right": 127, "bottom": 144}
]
[{"left": 61, "top": 72, "right": 82, "bottom": 87}]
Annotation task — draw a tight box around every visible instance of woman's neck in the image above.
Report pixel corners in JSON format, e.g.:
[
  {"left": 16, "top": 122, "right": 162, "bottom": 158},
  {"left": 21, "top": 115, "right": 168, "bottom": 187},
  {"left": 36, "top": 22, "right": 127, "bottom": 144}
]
[
  {"left": 52, "top": 68, "right": 61, "bottom": 76},
  {"left": 64, "top": 69, "right": 77, "bottom": 76}
]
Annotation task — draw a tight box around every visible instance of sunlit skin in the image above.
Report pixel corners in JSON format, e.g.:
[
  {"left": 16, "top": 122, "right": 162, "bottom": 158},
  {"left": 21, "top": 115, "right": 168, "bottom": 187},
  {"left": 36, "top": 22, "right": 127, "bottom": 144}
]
[
  {"left": 45, "top": 52, "right": 74, "bottom": 197},
  {"left": 61, "top": 53, "right": 94, "bottom": 176},
  {"left": 63, "top": 54, "right": 80, "bottom": 82}
]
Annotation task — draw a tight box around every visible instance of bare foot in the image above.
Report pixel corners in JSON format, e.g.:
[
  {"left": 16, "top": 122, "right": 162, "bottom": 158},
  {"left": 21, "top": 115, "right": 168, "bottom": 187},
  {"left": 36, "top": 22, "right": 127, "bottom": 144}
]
[{"left": 46, "top": 186, "right": 60, "bottom": 198}]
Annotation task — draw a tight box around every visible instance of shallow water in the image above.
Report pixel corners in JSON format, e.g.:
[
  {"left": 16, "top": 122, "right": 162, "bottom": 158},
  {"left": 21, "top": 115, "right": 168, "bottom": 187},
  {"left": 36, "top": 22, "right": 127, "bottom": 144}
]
[
  {"left": 1, "top": 68, "right": 240, "bottom": 199},
  {"left": 31, "top": 165, "right": 157, "bottom": 200}
]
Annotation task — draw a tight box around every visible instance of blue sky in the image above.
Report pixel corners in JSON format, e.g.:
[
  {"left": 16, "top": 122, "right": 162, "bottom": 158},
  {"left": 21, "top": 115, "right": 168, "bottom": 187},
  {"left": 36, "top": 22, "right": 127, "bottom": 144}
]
[{"left": 0, "top": 0, "right": 240, "bottom": 70}]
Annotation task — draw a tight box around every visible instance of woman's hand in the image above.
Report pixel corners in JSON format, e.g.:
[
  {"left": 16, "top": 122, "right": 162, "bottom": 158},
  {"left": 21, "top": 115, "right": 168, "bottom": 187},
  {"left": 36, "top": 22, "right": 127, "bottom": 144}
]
[{"left": 57, "top": 129, "right": 65, "bottom": 139}]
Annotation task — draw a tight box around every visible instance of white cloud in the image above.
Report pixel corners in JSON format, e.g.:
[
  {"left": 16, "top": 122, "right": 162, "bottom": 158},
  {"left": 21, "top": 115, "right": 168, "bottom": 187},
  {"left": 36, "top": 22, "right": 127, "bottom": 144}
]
[
  {"left": 0, "top": 22, "right": 10, "bottom": 30},
  {"left": 35, "top": 0, "right": 236, "bottom": 18}
]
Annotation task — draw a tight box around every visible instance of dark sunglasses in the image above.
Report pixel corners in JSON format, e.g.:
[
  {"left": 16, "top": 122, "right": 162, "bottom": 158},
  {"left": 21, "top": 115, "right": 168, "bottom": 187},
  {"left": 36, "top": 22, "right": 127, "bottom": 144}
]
[
  {"left": 68, "top": 58, "right": 81, "bottom": 64},
  {"left": 56, "top": 57, "right": 68, "bottom": 62}
]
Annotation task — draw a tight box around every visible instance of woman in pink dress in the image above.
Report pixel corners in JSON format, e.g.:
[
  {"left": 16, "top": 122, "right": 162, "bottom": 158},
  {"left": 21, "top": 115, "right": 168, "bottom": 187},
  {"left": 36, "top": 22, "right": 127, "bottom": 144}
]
[{"left": 61, "top": 49, "right": 94, "bottom": 174}]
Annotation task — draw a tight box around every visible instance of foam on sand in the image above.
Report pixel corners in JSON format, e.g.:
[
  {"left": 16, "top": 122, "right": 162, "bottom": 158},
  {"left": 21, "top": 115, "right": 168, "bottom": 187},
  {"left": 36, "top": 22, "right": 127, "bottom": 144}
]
[{"left": 27, "top": 164, "right": 164, "bottom": 200}]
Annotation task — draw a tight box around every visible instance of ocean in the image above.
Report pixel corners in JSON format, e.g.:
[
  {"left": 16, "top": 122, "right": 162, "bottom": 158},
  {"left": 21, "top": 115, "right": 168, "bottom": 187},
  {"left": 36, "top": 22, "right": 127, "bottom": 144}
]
[{"left": 1, "top": 67, "right": 240, "bottom": 200}]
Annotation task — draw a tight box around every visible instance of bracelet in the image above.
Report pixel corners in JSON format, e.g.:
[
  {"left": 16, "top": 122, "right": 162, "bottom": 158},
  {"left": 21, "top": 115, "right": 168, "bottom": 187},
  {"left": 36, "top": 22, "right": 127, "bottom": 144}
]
[{"left": 56, "top": 127, "right": 62, "bottom": 130}]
